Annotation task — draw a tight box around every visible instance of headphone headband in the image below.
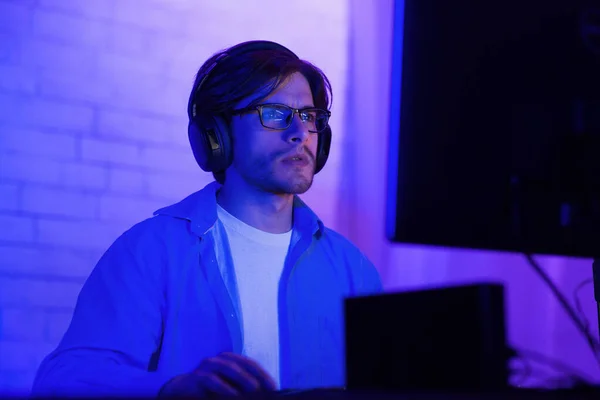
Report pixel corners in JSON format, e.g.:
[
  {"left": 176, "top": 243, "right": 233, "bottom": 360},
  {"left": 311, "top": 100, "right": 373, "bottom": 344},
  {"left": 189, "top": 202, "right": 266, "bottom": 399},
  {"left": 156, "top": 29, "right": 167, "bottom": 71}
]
[{"left": 188, "top": 41, "right": 299, "bottom": 120}]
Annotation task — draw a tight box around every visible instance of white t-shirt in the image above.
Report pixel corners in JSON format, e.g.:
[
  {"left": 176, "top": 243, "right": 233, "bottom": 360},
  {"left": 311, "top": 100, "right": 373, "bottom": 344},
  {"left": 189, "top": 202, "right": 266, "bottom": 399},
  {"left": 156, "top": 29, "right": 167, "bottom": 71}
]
[{"left": 216, "top": 204, "right": 291, "bottom": 389}]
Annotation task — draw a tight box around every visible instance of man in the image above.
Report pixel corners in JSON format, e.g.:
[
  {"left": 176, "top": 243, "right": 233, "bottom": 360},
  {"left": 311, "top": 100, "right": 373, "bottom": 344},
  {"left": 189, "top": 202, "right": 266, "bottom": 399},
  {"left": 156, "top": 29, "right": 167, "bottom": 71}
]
[{"left": 31, "top": 40, "right": 382, "bottom": 398}]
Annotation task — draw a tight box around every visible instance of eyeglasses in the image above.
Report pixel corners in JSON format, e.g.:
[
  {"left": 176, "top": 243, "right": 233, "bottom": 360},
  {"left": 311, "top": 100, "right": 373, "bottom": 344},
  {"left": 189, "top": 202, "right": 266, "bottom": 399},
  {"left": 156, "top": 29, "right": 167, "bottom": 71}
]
[{"left": 230, "top": 103, "right": 331, "bottom": 133}]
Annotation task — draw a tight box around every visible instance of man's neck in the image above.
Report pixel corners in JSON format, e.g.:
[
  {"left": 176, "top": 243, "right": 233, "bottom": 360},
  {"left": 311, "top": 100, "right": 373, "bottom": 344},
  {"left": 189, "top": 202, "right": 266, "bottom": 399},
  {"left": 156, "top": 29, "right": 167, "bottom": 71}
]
[{"left": 216, "top": 181, "right": 294, "bottom": 234}]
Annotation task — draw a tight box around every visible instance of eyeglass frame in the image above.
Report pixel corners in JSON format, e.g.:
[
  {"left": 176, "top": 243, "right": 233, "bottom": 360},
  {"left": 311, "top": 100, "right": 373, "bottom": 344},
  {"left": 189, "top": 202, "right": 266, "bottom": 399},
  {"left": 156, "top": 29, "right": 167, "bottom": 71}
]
[{"left": 229, "top": 103, "right": 331, "bottom": 133}]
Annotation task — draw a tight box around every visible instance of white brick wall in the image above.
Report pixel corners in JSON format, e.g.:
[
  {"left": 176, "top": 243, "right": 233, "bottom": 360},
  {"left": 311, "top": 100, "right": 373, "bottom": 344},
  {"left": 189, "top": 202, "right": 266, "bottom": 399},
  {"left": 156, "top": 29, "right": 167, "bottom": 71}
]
[{"left": 0, "top": 0, "right": 349, "bottom": 394}]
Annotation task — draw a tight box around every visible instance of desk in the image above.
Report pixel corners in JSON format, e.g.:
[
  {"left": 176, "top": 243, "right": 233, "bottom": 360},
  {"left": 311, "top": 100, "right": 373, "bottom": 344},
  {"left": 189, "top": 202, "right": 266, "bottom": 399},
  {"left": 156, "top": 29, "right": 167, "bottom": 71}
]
[{"left": 228, "top": 387, "right": 600, "bottom": 400}]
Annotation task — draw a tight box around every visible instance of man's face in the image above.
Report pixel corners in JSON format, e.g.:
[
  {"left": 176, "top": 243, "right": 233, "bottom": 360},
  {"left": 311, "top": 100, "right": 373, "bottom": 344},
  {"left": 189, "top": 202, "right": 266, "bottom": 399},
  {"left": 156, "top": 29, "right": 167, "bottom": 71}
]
[{"left": 228, "top": 72, "right": 319, "bottom": 195}]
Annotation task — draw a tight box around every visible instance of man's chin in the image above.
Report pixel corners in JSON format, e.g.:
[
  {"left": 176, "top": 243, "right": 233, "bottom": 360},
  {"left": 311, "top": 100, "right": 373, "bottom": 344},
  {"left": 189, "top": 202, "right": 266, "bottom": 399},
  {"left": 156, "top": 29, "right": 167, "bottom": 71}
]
[
  {"left": 288, "top": 182, "right": 312, "bottom": 195},
  {"left": 272, "top": 176, "right": 314, "bottom": 195}
]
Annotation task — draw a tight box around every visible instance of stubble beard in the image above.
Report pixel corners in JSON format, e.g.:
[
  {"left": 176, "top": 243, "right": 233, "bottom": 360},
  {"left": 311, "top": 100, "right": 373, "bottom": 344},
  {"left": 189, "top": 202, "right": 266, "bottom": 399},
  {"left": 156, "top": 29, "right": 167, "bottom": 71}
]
[{"left": 240, "top": 155, "right": 315, "bottom": 195}]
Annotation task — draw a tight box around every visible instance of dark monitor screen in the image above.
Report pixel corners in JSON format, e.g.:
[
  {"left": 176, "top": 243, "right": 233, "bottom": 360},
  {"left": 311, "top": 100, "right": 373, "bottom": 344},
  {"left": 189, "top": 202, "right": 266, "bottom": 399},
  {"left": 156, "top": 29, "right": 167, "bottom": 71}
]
[{"left": 386, "top": 0, "right": 600, "bottom": 258}]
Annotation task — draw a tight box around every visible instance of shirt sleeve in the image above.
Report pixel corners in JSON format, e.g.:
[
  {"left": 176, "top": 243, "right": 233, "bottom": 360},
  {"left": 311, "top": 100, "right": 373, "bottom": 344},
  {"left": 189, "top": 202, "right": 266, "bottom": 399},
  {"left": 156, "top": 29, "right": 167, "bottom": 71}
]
[
  {"left": 355, "top": 252, "right": 384, "bottom": 296},
  {"left": 31, "top": 219, "right": 177, "bottom": 397}
]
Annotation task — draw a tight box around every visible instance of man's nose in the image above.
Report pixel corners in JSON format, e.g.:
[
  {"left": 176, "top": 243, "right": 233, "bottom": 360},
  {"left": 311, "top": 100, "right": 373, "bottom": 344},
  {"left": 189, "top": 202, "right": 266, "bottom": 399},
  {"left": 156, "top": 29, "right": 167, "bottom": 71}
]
[{"left": 287, "top": 114, "right": 311, "bottom": 143}]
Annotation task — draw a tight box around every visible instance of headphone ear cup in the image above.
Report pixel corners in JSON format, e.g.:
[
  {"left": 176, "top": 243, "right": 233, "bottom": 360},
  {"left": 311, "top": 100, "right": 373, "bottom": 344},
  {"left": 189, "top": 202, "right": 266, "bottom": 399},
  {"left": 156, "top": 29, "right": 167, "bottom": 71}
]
[
  {"left": 188, "top": 114, "right": 233, "bottom": 172},
  {"left": 212, "top": 115, "right": 233, "bottom": 171},
  {"left": 315, "top": 125, "right": 332, "bottom": 174},
  {"left": 188, "top": 121, "right": 211, "bottom": 172}
]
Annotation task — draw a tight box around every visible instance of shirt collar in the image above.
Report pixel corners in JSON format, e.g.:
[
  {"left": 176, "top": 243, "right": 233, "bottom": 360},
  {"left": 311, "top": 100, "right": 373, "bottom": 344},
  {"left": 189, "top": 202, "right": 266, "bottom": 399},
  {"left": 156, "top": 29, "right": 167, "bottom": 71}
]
[{"left": 153, "top": 181, "right": 324, "bottom": 238}]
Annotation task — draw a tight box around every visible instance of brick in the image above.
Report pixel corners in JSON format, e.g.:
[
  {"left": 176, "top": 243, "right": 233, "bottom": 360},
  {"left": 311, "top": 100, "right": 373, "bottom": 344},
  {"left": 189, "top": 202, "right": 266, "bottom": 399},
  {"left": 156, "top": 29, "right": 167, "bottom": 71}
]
[
  {"left": 0, "top": 2, "right": 32, "bottom": 35},
  {"left": 98, "top": 194, "right": 165, "bottom": 223},
  {"left": 0, "top": 93, "right": 24, "bottom": 123},
  {"left": 1, "top": 308, "right": 46, "bottom": 341},
  {"left": 1, "top": 127, "right": 77, "bottom": 159},
  {"left": 20, "top": 38, "right": 97, "bottom": 76},
  {"left": 161, "top": 115, "right": 188, "bottom": 146},
  {"left": 0, "top": 182, "right": 19, "bottom": 211},
  {"left": 0, "top": 369, "right": 36, "bottom": 396},
  {"left": 97, "top": 51, "right": 163, "bottom": 78},
  {"left": 28, "top": 98, "right": 95, "bottom": 132},
  {"left": 112, "top": 0, "right": 186, "bottom": 34},
  {"left": 0, "top": 95, "right": 94, "bottom": 132},
  {"left": 0, "top": 340, "right": 55, "bottom": 373},
  {"left": 32, "top": 9, "right": 110, "bottom": 49},
  {"left": 0, "top": 277, "right": 83, "bottom": 309},
  {"left": 0, "top": 152, "right": 62, "bottom": 184},
  {"left": 0, "top": 32, "right": 20, "bottom": 64},
  {"left": 37, "top": 67, "right": 115, "bottom": 105},
  {"left": 108, "top": 168, "right": 145, "bottom": 195},
  {"left": 0, "top": 0, "right": 37, "bottom": 5},
  {"left": 139, "top": 146, "right": 197, "bottom": 173},
  {"left": 149, "top": 84, "right": 189, "bottom": 119},
  {"left": 96, "top": 110, "right": 173, "bottom": 144},
  {"left": 0, "top": 245, "right": 96, "bottom": 278},
  {"left": 160, "top": 41, "right": 212, "bottom": 82},
  {"left": 37, "top": 218, "right": 125, "bottom": 251},
  {"left": 182, "top": 3, "right": 233, "bottom": 36},
  {"left": 60, "top": 162, "right": 109, "bottom": 191},
  {"left": 37, "top": 0, "right": 115, "bottom": 20},
  {"left": 105, "top": 23, "right": 150, "bottom": 56},
  {"left": 45, "top": 310, "right": 73, "bottom": 342},
  {"left": 145, "top": 35, "right": 197, "bottom": 61},
  {"left": 21, "top": 186, "right": 99, "bottom": 219},
  {"left": 100, "top": 72, "right": 167, "bottom": 116},
  {"left": 0, "top": 341, "right": 34, "bottom": 371},
  {"left": 0, "top": 214, "right": 35, "bottom": 243},
  {"left": 145, "top": 171, "right": 208, "bottom": 201},
  {"left": 0, "top": 64, "right": 36, "bottom": 94},
  {"left": 147, "top": 0, "right": 196, "bottom": 12},
  {"left": 80, "top": 138, "right": 141, "bottom": 166}
]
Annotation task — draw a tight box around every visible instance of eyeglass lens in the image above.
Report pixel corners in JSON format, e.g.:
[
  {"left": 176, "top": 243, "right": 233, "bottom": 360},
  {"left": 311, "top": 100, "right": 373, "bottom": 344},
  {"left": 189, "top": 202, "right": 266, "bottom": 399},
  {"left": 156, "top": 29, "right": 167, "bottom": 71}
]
[{"left": 260, "top": 105, "right": 328, "bottom": 132}]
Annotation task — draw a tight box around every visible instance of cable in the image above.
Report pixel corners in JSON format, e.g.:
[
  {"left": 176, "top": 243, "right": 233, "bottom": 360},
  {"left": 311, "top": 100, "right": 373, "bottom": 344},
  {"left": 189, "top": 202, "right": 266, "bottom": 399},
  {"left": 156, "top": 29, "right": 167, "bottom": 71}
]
[
  {"left": 574, "top": 278, "right": 594, "bottom": 335},
  {"left": 523, "top": 254, "right": 600, "bottom": 370},
  {"left": 512, "top": 347, "right": 595, "bottom": 385},
  {"left": 528, "top": 375, "right": 586, "bottom": 390},
  {"left": 510, "top": 352, "right": 533, "bottom": 387}
]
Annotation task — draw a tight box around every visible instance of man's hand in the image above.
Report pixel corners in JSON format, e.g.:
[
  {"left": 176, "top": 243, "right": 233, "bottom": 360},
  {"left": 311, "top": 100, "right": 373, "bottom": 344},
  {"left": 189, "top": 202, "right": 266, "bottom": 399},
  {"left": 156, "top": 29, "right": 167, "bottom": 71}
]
[{"left": 159, "top": 352, "right": 277, "bottom": 397}]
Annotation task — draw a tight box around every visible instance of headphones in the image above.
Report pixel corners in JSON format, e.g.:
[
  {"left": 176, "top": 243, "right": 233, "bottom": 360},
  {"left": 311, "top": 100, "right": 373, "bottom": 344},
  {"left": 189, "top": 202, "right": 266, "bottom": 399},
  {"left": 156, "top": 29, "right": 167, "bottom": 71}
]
[{"left": 187, "top": 40, "right": 332, "bottom": 175}]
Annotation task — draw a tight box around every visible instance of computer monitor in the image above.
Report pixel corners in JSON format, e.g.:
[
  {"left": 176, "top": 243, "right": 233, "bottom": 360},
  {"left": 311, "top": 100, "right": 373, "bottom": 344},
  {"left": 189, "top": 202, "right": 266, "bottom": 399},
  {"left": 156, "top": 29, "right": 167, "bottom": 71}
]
[
  {"left": 386, "top": 0, "right": 600, "bottom": 258},
  {"left": 345, "top": 283, "right": 508, "bottom": 391}
]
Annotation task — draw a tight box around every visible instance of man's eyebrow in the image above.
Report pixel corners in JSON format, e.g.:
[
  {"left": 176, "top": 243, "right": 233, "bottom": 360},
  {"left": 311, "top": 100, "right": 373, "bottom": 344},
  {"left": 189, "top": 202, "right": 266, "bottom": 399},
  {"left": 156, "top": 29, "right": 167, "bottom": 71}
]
[
  {"left": 287, "top": 104, "right": 315, "bottom": 109},
  {"left": 263, "top": 102, "right": 316, "bottom": 109}
]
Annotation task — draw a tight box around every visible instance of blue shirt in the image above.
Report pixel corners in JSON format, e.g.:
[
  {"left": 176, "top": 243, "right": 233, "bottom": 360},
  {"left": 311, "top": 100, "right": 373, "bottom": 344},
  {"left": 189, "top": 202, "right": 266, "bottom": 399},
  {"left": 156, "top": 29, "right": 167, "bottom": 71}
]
[{"left": 31, "top": 182, "right": 382, "bottom": 397}]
